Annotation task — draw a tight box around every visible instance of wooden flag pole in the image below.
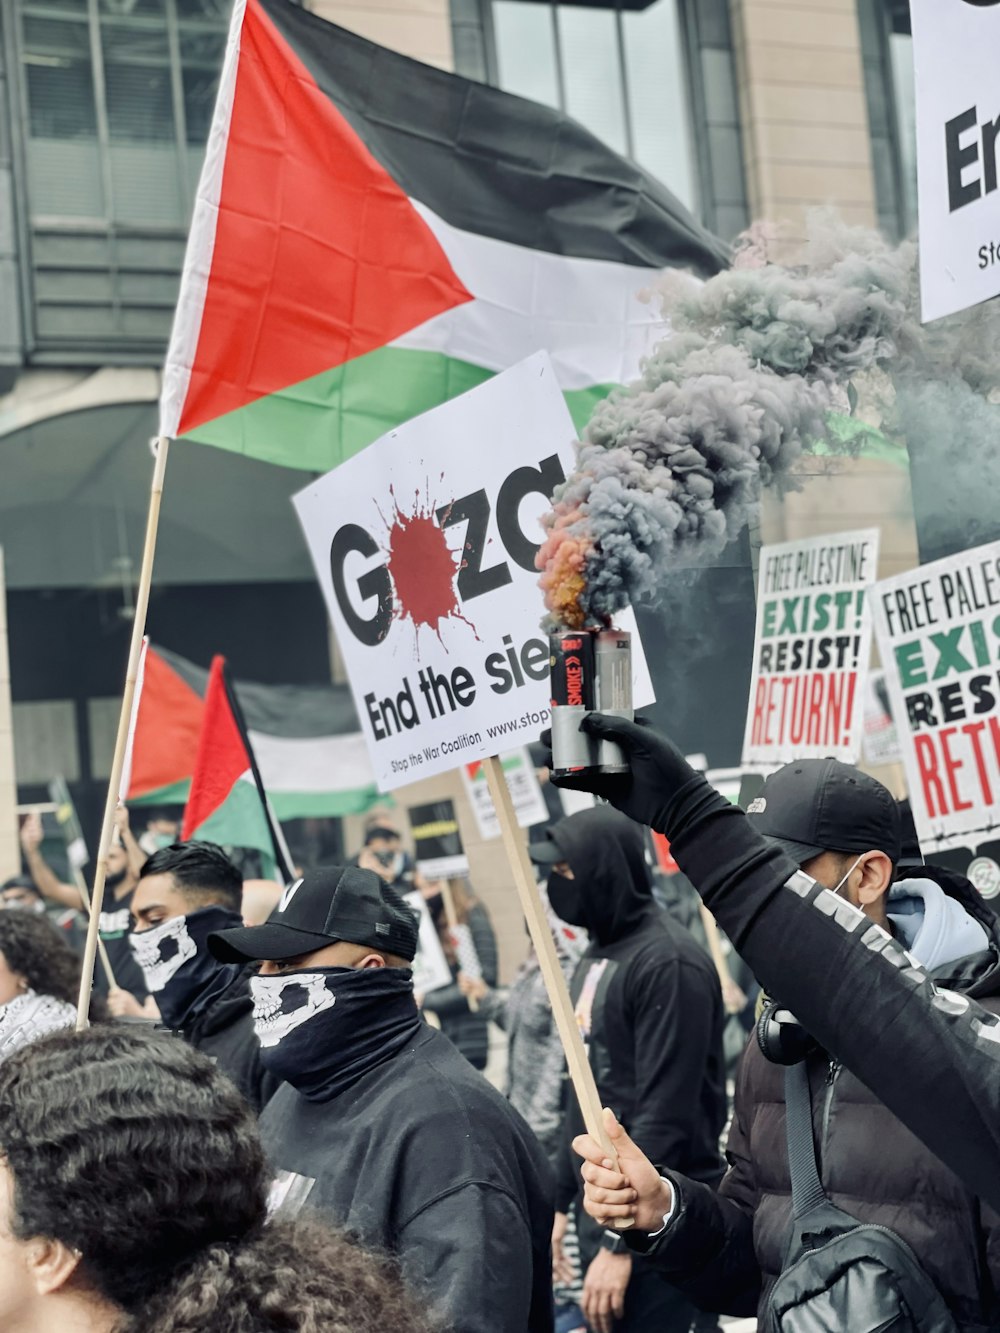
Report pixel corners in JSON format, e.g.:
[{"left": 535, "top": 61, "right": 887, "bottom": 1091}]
[
  {"left": 483, "top": 755, "right": 630, "bottom": 1198},
  {"left": 76, "top": 438, "right": 170, "bottom": 1029},
  {"left": 72, "top": 868, "right": 117, "bottom": 989}
]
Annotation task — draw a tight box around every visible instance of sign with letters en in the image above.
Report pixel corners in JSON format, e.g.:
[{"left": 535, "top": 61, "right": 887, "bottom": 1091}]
[
  {"left": 742, "top": 529, "right": 880, "bottom": 768},
  {"left": 871, "top": 541, "right": 1000, "bottom": 851},
  {"left": 294, "top": 353, "right": 652, "bottom": 790},
  {"left": 911, "top": 0, "right": 1000, "bottom": 321}
]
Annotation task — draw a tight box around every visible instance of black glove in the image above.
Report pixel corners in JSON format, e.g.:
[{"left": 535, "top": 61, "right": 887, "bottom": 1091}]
[
  {"left": 540, "top": 715, "right": 800, "bottom": 951},
  {"left": 540, "top": 713, "right": 708, "bottom": 835}
]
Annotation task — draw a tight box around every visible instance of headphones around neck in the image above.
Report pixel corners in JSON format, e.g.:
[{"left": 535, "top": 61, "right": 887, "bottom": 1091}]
[{"left": 755, "top": 1000, "right": 819, "bottom": 1066}]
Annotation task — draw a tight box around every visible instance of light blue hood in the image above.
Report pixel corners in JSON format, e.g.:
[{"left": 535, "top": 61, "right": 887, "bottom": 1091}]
[{"left": 888, "top": 876, "right": 989, "bottom": 972}]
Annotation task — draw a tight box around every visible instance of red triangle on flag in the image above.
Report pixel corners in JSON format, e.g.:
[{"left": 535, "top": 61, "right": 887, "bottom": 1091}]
[
  {"left": 181, "top": 657, "right": 253, "bottom": 838},
  {"left": 178, "top": 0, "right": 472, "bottom": 438},
  {"left": 127, "top": 647, "right": 205, "bottom": 800}
]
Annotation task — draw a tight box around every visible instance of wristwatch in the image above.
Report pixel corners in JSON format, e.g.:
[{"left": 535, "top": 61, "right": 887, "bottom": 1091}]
[{"left": 601, "top": 1229, "right": 629, "bottom": 1254}]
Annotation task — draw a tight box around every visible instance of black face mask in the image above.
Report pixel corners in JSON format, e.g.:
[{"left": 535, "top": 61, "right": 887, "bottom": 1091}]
[
  {"left": 546, "top": 870, "right": 590, "bottom": 932},
  {"left": 106, "top": 867, "right": 128, "bottom": 892},
  {"left": 251, "top": 965, "right": 421, "bottom": 1102},
  {"left": 130, "top": 906, "right": 242, "bottom": 1030}
]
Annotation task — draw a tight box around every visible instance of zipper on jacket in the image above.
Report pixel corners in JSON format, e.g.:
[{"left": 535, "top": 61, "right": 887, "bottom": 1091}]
[{"left": 818, "top": 1059, "right": 841, "bottom": 1177}]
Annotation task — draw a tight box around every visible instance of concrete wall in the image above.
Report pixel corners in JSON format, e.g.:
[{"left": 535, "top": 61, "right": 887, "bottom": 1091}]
[
  {"left": 310, "top": 0, "right": 453, "bottom": 68},
  {"left": 0, "top": 550, "right": 19, "bottom": 879},
  {"left": 730, "top": 0, "right": 878, "bottom": 235}
]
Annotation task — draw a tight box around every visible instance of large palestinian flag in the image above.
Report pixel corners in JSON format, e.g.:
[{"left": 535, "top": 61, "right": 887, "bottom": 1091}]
[
  {"left": 123, "top": 645, "right": 378, "bottom": 818},
  {"left": 159, "top": 0, "right": 726, "bottom": 471}
]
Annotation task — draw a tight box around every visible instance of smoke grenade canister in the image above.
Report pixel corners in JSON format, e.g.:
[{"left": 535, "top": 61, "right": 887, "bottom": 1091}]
[
  {"left": 593, "top": 629, "right": 633, "bottom": 772},
  {"left": 549, "top": 632, "right": 598, "bottom": 777}
]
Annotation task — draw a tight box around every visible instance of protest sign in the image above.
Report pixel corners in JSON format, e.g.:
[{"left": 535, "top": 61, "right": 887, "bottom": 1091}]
[
  {"left": 402, "top": 890, "right": 453, "bottom": 994},
  {"left": 462, "top": 750, "right": 548, "bottom": 841},
  {"left": 407, "top": 799, "right": 469, "bottom": 879},
  {"left": 862, "top": 668, "right": 902, "bottom": 767},
  {"left": 871, "top": 541, "right": 1000, "bottom": 850},
  {"left": 910, "top": 0, "right": 1000, "bottom": 321},
  {"left": 742, "top": 529, "right": 880, "bottom": 767},
  {"left": 294, "top": 353, "right": 653, "bottom": 790}
]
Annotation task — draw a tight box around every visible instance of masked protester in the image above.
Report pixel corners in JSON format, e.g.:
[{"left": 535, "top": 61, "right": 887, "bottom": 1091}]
[
  {"left": 208, "top": 865, "right": 556, "bottom": 1333},
  {"left": 529, "top": 806, "right": 725, "bottom": 1333},
  {"left": 129, "top": 841, "right": 277, "bottom": 1111},
  {"left": 0, "top": 1026, "right": 438, "bottom": 1333},
  {"left": 572, "top": 758, "right": 1000, "bottom": 1330},
  {"left": 543, "top": 714, "right": 1000, "bottom": 1237}
]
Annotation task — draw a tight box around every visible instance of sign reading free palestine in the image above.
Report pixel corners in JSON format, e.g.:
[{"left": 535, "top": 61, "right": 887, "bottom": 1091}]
[
  {"left": 742, "top": 528, "right": 880, "bottom": 768},
  {"left": 871, "top": 541, "right": 1000, "bottom": 851},
  {"left": 294, "top": 353, "right": 653, "bottom": 791}
]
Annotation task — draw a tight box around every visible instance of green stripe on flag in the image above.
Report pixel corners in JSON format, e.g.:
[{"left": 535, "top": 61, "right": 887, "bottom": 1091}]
[
  {"left": 181, "top": 344, "right": 617, "bottom": 470},
  {"left": 189, "top": 777, "right": 275, "bottom": 856},
  {"left": 269, "top": 787, "right": 382, "bottom": 819}
]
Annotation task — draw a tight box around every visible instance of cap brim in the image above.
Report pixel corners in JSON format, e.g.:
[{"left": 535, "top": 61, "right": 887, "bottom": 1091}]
[
  {"left": 761, "top": 833, "right": 826, "bottom": 867},
  {"left": 528, "top": 839, "right": 563, "bottom": 866},
  {"left": 208, "top": 923, "right": 336, "bottom": 964}
]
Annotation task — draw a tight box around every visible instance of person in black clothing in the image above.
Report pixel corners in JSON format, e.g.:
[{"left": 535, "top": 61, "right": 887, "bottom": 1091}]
[
  {"left": 544, "top": 713, "right": 1000, "bottom": 1226},
  {"left": 530, "top": 806, "right": 725, "bottom": 1333},
  {"left": 208, "top": 865, "right": 556, "bottom": 1333},
  {"left": 129, "top": 841, "right": 276, "bottom": 1111},
  {"left": 572, "top": 759, "right": 1000, "bottom": 1330}
]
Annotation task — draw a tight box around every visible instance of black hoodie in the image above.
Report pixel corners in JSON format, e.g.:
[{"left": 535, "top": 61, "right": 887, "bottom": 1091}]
[
  {"left": 548, "top": 807, "right": 726, "bottom": 1224},
  {"left": 178, "top": 970, "right": 278, "bottom": 1113}
]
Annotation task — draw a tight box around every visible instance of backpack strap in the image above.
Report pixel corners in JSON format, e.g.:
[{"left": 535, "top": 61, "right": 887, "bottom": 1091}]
[{"left": 784, "top": 1061, "right": 827, "bottom": 1220}]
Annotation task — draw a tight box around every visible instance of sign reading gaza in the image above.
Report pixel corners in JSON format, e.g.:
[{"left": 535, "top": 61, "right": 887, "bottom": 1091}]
[
  {"left": 871, "top": 540, "right": 1000, "bottom": 850},
  {"left": 911, "top": 0, "right": 1000, "bottom": 320},
  {"left": 294, "top": 353, "right": 651, "bottom": 790},
  {"left": 742, "top": 528, "right": 880, "bottom": 767}
]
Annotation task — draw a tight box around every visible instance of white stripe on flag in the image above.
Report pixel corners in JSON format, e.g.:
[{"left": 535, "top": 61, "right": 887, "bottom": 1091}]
[
  {"left": 246, "top": 729, "right": 376, "bottom": 794},
  {"left": 159, "top": 0, "right": 247, "bottom": 439},
  {"left": 395, "top": 200, "right": 670, "bottom": 389}
]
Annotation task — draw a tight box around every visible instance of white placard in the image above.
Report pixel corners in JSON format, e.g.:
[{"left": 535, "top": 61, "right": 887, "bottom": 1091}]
[
  {"left": 911, "top": 0, "right": 1000, "bottom": 321},
  {"left": 742, "top": 528, "right": 880, "bottom": 768},
  {"left": 294, "top": 353, "right": 653, "bottom": 790},
  {"left": 871, "top": 541, "right": 1000, "bottom": 851},
  {"left": 402, "top": 890, "right": 453, "bottom": 994},
  {"left": 462, "top": 748, "right": 549, "bottom": 841},
  {"left": 862, "top": 667, "right": 902, "bottom": 767}
]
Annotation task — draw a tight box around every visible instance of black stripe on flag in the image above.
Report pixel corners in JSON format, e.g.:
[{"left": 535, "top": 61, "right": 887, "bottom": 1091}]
[{"left": 258, "top": 0, "right": 728, "bottom": 275}]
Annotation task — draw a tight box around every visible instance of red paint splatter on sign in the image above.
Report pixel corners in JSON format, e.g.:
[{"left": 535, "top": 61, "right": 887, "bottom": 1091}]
[{"left": 384, "top": 487, "right": 477, "bottom": 644}]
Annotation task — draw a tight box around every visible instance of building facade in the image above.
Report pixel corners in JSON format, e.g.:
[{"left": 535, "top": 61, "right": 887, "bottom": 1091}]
[{"left": 0, "top": 0, "right": 923, "bottom": 951}]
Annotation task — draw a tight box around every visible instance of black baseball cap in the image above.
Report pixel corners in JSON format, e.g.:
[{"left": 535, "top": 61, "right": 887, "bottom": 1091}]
[
  {"left": 208, "top": 865, "right": 419, "bottom": 964},
  {"left": 528, "top": 830, "right": 566, "bottom": 866},
  {"left": 746, "top": 758, "right": 901, "bottom": 866}
]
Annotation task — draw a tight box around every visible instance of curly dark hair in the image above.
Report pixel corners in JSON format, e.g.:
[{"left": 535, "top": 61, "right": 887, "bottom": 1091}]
[
  {"left": 0, "top": 910, "right": 83, "bottom": 1005},
  {"left": 0, "top": 1027, "right": 437, "bottom": 1333}
]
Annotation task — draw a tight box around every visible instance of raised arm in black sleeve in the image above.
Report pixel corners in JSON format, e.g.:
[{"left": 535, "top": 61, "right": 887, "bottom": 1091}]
[{"left": 547, "top": 713, "right": 1000, "bottom": 1214}]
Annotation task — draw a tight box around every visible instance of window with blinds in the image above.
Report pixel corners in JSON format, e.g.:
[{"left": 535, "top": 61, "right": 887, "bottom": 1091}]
[{"left": 18, "top": 0, "right": 226, "bottom": 228}]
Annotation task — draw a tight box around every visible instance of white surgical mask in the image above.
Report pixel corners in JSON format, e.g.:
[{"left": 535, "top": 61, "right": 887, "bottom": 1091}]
[{"left": 831, "top": 854, "right": 864, "bottom": 898}]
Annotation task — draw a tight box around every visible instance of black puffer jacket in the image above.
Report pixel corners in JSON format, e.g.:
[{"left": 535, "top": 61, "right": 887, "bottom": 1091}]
[{"left": 642, "top": 866, "right": 1000, "bottom": 1331}]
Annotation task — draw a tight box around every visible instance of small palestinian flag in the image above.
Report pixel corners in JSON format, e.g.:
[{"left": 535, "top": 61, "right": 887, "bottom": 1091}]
[
  {"left": 159, "top": 0, "right": 726, "bottom": 472},
  {"left": 123, "top": 645, "right": 378, "bottom": 818},
  {"left": 182, "top": 656, "right": 292, "bottom": 879}
]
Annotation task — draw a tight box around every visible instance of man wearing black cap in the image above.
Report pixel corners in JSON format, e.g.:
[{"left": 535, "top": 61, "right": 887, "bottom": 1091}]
[
  {"left": 568, "top": 746, "right": 1000, "bottom": 1329},
  {"left": 531, "top": 806, "right": 725, "bottom": 1333},
  {"left": 208, "top": 864, "right": 555, "bottom": 1333}
]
